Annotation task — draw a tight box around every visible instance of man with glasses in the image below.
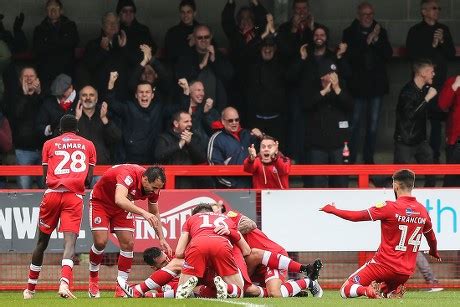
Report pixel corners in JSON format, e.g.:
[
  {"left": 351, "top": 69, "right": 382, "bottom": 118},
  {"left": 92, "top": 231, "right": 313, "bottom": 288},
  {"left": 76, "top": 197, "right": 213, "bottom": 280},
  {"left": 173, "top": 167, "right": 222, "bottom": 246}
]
[
  {"left": 208, "top": 107, "right": 263, "bottom": 188},
  {"left": 406, "top": 0, "right": 455, "bottom": 164},
  {"left": 175, "top": 24, "right": 233, "bottom": 112}
]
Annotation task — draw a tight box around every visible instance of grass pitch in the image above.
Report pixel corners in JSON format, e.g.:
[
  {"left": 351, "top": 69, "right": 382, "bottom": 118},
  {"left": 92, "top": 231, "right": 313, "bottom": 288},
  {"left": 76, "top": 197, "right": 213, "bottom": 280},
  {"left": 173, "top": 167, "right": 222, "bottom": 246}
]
[{"left": 1, "top": 290, "right": 459, "bottom": 307}]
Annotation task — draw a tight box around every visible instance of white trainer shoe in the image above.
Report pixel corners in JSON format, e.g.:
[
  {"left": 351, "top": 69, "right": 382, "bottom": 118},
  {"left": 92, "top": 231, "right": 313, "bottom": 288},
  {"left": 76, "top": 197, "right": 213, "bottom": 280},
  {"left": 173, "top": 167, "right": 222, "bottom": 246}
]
[
  {"left": 213, "top": 276, "right": 228, "bottom": 299},
  {"left": 176, "top": 276, "right": 198, "bottom": 299},
  {"left": 23, "top": 289, "right": 35, "bottom": 299},
  {"left": 58, "top": 282, "right": 76, "bottom": 299}
]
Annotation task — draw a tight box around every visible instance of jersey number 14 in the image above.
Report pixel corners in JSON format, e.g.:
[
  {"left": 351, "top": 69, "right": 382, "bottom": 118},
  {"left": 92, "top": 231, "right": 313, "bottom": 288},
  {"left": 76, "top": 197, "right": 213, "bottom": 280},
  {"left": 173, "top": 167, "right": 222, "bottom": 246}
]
[{"left": 395, "top": 225, "right": 422, "bottom": 252}]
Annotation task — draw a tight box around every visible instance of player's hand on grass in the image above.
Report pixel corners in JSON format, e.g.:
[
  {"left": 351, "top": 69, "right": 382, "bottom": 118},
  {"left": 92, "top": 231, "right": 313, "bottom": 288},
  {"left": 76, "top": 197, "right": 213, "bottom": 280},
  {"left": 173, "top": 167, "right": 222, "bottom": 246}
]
[
  {"left": 214, "top": 225, "right": 230, "bottom": 236},
  {"left": 319, "top": 203, "right": 336, "bottom": 213}
]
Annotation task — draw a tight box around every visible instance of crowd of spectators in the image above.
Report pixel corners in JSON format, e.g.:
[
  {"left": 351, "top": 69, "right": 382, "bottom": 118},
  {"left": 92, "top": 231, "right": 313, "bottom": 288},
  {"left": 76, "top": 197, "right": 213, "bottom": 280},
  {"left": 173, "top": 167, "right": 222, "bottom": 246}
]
[{"left": 0, "top": 0, "right": 458, "bottom": 189}]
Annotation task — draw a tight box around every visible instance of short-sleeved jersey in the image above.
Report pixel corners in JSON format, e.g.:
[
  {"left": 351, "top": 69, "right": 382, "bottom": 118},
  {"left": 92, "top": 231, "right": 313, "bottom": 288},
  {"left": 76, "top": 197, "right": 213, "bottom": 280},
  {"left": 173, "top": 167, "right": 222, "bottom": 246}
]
[
  {"left": 91, "top": 164, "right": 160, "bottom": 205},
  {"left": 367, "top": 196, "right": 433, "bottom": 275},
  {"left": 227, "top": 210, "right": 286, "bottom": 254},
  {"left": 182, "top": 212, "right": 237, "bottom": 239},
  {"left": 42, "top": 132, "right": 96, "bottom": 194}
]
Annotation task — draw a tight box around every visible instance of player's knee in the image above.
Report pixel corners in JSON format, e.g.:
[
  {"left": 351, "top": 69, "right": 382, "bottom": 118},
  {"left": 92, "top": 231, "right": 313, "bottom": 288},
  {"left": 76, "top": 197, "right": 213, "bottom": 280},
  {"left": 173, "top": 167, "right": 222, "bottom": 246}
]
[
  {"left": 92, "top": 236, "right": 108, "bottom": 250},
  {"left": 119, "top": 239, "right": 134, "bottom": 251}
]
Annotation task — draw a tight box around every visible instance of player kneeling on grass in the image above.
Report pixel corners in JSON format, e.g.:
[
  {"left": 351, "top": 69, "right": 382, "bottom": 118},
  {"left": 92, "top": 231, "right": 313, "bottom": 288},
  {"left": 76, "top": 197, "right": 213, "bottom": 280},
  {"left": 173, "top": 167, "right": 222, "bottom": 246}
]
[{"left": 320, "top": 169, "right": 441, "bottom": 299}]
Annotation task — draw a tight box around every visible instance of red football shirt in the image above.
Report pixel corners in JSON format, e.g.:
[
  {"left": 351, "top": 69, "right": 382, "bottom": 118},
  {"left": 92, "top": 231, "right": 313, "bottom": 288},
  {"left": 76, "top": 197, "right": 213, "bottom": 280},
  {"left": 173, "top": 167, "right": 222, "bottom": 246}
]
[
  {"left": 367, "top": 196, "right": 433, "bottom": 275},
  {"left": 182, "top": 212, "right": 237, "bottom": 239},
  {"left": 227, "top": 210, "right": 287, "bottom": 255},
  {"left": 91, "top": 164, "right": 160, "bottom": 206},
  {"left": 42, "top": 132, "right": 96, "bottom": 194}
]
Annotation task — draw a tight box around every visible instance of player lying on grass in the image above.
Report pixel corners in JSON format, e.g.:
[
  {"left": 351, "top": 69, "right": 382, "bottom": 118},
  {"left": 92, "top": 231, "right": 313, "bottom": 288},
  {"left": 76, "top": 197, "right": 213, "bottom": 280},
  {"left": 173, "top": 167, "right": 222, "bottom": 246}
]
[
  {"left": 212, "top": 202, "right": 323, "bottom": 297},
  {"left": 320, "top": 169, "right": 441, "bottom": 299},
  {"left": 118, "top": 205, "right": 323, "bottom": 298}
]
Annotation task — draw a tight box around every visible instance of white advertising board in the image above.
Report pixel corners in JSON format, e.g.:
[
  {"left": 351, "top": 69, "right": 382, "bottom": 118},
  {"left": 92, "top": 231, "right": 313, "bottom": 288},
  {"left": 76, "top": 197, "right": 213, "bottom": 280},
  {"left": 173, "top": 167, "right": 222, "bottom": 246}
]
[{"left": 261, "top": 189, "right": 459, "bottom": 252}]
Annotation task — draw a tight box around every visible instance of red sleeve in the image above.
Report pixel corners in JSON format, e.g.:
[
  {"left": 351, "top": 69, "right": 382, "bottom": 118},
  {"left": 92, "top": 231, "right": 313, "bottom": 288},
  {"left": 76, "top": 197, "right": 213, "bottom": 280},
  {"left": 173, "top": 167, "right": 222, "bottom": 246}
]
[
  {"left": 367, "top": 201, "right": 393, "bottom": 221},
  {"left": 41, "top": 141, "right": 51, "bottom": 165},
  {"left": 438, "top": 76, "right": 456, "bottom": 111},
  {"left": 88, "top": 141, "right": 97, "bottom": 166},
  {"left": 273, "top": 153, "right": 291, "bottom": 175},
  {"left": 227, "top": 228, "right": 241, "bottom": 244},
  {"left": 182, "top": 216, "right": 191, "bottom": 232},
  {"left": 329, "top": 208, "right": 372, "bottom": 222},
  {"left": 243, "top": 157, "right": 259, "bottom": 174},
  {"left": 115, "top": 170, "right": 134, "bottom": 189},
  {"left": 424, "top": 227, "right": 438, "bottom": 254}
]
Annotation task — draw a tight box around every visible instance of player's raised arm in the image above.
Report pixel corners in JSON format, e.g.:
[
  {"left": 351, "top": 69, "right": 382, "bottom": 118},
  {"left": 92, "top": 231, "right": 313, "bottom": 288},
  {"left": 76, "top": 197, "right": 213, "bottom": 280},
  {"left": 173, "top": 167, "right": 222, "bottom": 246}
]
[{"left": 320, "top": 203, "right": 371, "bottom": 222}]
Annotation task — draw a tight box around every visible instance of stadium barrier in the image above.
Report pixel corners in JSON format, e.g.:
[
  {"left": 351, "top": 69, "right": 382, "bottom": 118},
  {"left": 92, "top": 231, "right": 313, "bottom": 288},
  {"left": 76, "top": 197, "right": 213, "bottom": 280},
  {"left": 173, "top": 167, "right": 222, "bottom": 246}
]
[{"left": 0, "top": 164, "right": 459, "bottom": 291}]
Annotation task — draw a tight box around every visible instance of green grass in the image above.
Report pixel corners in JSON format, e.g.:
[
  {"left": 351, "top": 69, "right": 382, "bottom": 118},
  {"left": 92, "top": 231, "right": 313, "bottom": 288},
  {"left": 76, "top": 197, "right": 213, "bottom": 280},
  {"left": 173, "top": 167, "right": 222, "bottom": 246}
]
[{"left": 2, "top": 290, "right": 459, "bottom": 306}]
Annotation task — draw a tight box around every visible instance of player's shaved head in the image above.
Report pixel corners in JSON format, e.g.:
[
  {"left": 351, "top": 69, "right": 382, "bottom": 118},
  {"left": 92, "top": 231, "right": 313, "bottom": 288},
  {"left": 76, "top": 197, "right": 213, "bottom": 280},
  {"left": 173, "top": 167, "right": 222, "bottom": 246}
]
[
  {"left": 192, "top": 203, "right": 214, "bottom": 215},
  {"left": 392, "top": 169, "right": 415, "bottom": 190},
  {"left": 143, "top": 247, "right": 163, "bottom": 266},
  {"left": 59, "top": 114, "right": 78, "bottom": 133}
]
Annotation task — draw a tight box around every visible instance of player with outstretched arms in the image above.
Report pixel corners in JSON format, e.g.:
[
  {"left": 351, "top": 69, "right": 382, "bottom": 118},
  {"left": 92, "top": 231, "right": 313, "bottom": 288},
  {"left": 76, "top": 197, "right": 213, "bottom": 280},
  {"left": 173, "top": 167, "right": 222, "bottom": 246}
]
[
  {"left": 23, "top": 114, "right": 96, "bottom": 299},
  {"left": 320, "top": 169, "right": 441, "bottom": 299}
]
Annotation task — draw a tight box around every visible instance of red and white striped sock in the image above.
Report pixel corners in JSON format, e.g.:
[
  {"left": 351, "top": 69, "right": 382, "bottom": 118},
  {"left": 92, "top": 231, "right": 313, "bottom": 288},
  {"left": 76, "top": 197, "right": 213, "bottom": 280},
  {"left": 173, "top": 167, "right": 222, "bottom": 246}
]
[
  {"left": 280, "top": 278, "right": 309, "bottom": 297},
  {"left": 60, "top": 259, "right": 73, "bottom": 286},
  {"left": 138, "top": 267, "right": 177, "bottom": 294},
  {"left": 117, "top": 250, "right": 133, "bottom": 281},
  {"left": 89, "top": 245, "right": 104, "bottom": 281},
  {"left": 256, "top": 286, "right": 268, "bottom": 297},
  {"left": 340, "top": 281, "right": 367, "bottom": 298},
  {"left": 262, "top": 251, "right": 302, "bottom": 272},
  {"left": 227, "top": 284, "right": 243, "bottom": 298},
  {"left": 26, "top": 264, "right": 42, "bottom": 292}
]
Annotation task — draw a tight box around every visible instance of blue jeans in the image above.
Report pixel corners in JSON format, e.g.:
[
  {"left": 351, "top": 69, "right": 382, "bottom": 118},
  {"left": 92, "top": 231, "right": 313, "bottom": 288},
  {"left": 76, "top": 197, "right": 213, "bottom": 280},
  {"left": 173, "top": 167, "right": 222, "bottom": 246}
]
[
  {"left": 305, "top": 148, "right": 348, "bottom": 188},
  {"left": 350, "top": 96, "right": 382, "bottom": 164},
  {"left": 15, "top": 149, "right": 44, "bottom": 189}
]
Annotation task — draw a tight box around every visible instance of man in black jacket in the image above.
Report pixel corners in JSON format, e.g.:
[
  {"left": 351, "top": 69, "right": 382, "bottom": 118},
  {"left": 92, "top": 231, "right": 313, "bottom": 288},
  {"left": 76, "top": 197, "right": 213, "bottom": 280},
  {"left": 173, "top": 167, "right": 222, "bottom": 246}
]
[
  {"left": 116, "top": 0, "right": 156, "bottom": 66},
  {"left": 33, "top": 0, "right": 79, "bottom": 92},
  {"left": 342, "top": 2, "right": 393, "bottom": 164},
  {"left": 303, "top": 59, "right": 353, "bottom": 188},
  {"left": 175, "top": 24, "right": 233, "bottom": 112},
  {"left": 154, "top": 111, "right": 208, "bottom": 188},
  {"left": 164, "top": 0, "right": 200, "bottom": 64},
  {"left": 406, "top": 0, "right": 455, "bottom": 163},
  {"left": 394, "top": 59, "right": 437, "bottom": 187},
  {"left": 9, "top": 66, "right": 45, "bottom": 189},
  {"left": 107, "top": 72, "right": 165, "bottom": 164},
  {"left": 75, "top": 86, "right": 121, "bottom": 186}
]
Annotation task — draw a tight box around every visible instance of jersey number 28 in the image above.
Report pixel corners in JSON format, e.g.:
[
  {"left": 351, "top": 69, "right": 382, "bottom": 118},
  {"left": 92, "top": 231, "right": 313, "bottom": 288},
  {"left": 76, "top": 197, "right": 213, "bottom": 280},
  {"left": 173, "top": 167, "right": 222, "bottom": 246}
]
[
  {"left": 395, "top": 225, "right": 422, "bottom": 252},
  {"left": 54, "top": 150, "right": 87, "bottom": 175}
]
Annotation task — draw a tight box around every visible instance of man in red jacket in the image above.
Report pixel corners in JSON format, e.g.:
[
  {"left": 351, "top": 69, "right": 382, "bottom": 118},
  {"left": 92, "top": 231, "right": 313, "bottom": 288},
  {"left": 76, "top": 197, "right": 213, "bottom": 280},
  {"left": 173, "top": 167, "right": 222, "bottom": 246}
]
[
  {"left": 243, "top": 135, "right": 290, "bottom": 189},
  {"left": 438, "top": 75, "right": 460, "bottom": 186}
]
